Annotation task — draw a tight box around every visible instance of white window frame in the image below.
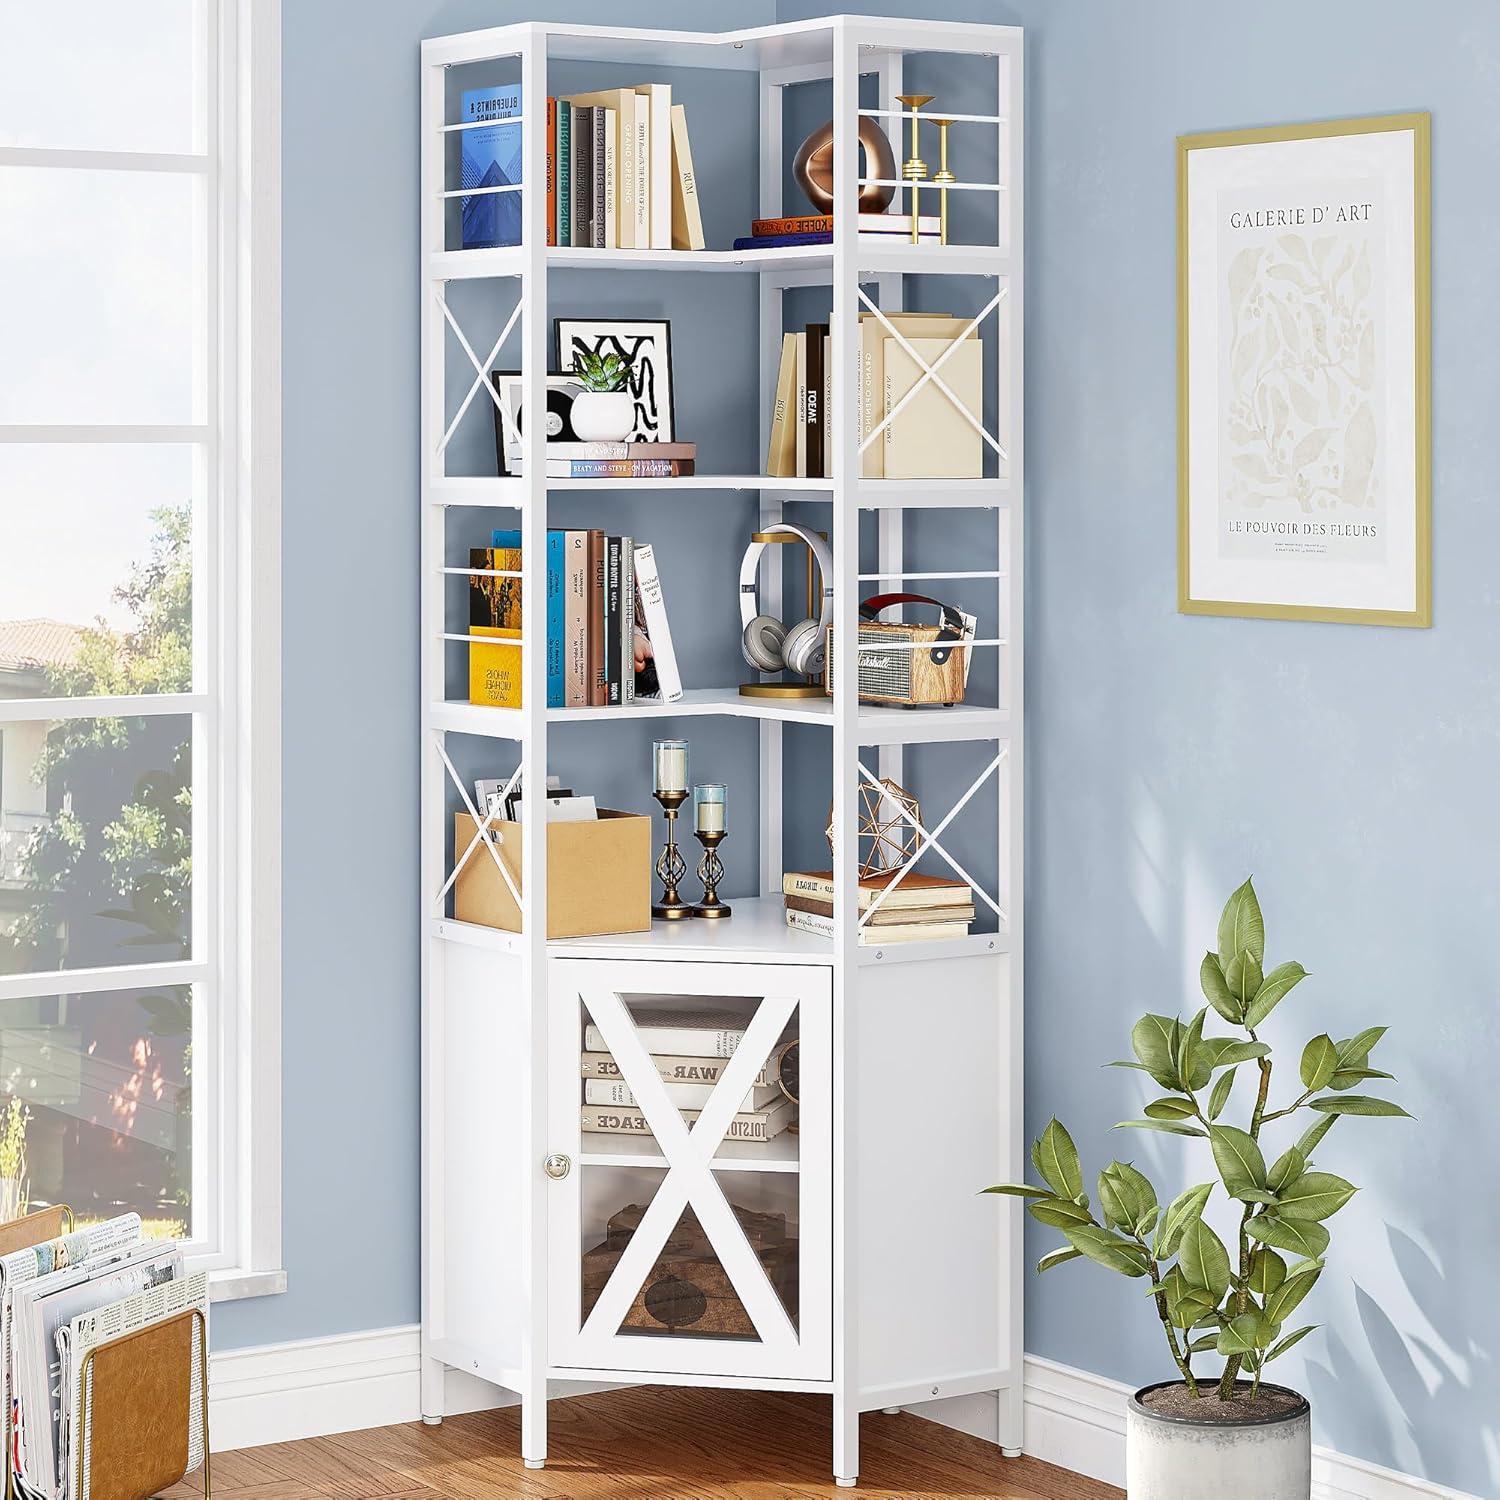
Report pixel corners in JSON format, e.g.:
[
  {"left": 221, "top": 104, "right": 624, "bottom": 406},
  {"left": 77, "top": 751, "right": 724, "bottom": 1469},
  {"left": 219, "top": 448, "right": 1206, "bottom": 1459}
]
[{"left": 0, "top": 0, "right": 283, "bottom": 1302}]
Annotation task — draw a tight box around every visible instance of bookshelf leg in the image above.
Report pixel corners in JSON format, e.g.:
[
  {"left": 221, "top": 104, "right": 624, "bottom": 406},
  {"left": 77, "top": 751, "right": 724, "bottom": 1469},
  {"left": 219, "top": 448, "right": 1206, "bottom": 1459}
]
[
  {"left": 999, "top": 1379, "right": 1024, "bottom": 1457},
  {"left": 521, "top": 1383, "right": 546, "bottom": 1470},
  {"left": 420, "top": 1354, "right": 444, "bottom": 1425},
  {"left": 833, "top": 1392, "right": 858, "bottom": 1487}
]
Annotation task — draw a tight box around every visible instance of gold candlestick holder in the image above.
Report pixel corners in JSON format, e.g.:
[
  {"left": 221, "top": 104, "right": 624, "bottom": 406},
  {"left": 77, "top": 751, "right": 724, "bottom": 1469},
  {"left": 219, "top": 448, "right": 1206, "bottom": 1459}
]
[
  {"left": 651, "top": 789, "right": 693, "bottom": 920},
  {"left": 896, "top": 93, "right": 934, "bottom": 244},
  {"left": 692, "top": 830, "right": 732, "bottom": 920},
  {"left": 931, "top": 118, "right": 955, "bottom": 245}
]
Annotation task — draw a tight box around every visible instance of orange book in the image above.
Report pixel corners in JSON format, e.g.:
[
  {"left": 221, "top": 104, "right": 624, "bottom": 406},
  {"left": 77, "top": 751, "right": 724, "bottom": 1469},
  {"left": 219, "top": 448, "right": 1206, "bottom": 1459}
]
[{"left": 546, "top": 96, "right": 557, "bottom": 246}]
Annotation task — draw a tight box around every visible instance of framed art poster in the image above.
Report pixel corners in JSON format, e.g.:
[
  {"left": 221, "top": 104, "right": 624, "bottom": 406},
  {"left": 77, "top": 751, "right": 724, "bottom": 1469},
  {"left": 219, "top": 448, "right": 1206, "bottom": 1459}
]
[
  {"left": 1178, "top": 114, "right": 1430, "bottom": 625},
  {"left": 554, "top": 318, "right": 675, "bottom": 442}
]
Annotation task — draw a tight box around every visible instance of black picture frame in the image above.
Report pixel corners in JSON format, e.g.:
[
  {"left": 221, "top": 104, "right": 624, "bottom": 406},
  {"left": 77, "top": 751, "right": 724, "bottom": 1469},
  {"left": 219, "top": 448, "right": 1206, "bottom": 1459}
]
[
  {"left": 489, "top": 370, "right": 587, "bottom": 476},
  {"left": 553, "top": 317, "right": 676, "bottom": 443}
]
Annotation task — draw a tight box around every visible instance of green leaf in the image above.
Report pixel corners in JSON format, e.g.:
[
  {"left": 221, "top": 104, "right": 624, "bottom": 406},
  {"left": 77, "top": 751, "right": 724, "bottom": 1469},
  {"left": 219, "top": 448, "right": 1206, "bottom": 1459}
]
[
  {"left": 1276, "top": 1172, "right": 1357, "bottom": 1222},
  {"left": 1037, "top": 1246, "right": 1083, "bottom": 1274},
  {"left": 1300, "top": 1034, "right": 1340, "bottom": 1091},
  {"left": 1307, "top": 1095, "right": 1413, "bottom": 1119},
  {"left": 1186, "top": 1332, "right": 1221, "bottom": 1354},
  {"left": 1264, "top": 1324, "right": 1319, "bottom": 1362},
  {"left": 1336, "top": 1025, "right": 1387, "bottom": 1068},
  {"left": 1031, "top": 1118, "right": 1085, "bottom": 1199},
  {"left": 1216, "top": 1312, "right": 1264, "bottom": 1356},
  {"left": 1224, "top": 949, "right": 1264, "bottom": 1014},
  {"left": 1247, "top": 1247, "right": 1287, "bottom": 1297},
  {"left": 1265, "top": 1264, "right": 1322, "bottom": 1325},
  {"left": 1327, "top": 1066, "right": 1396, "bottom": 1091},
  {"left": 1200, "top": 951, "right": 1242, "bottom": 1023},
  {"left": 1217, "top": 877, "right": 1265, "bottom": 969},
  {"left": 1245, "top": 960, "right": 1308, "bottom": 1029},
  {"left": 1155, "top": 1182, "right": 1214, "bottom": 1259},
  {"left": 1115, "top": 1119, "right": 1207, "bottom": 1137},
  {"left": 1163, "top": 1269, "right": 1220, "bottom": 1329},
  {"left": 1200, "top": 1037, "right": 1272, "bottom": 1070},
  {"left": 981, "top": 1183, "right": 1053, "bottom": 1198},
  {"left": 1267, "top": 1147, "right": 1307, "bottom": 1193},
  {"left": 1131, "top": 1015, "right": 1184, "bottom": 1090},
  {"left": 1178, "top": 1218, "right": 1232, "bottom": 1298},
  {"left": 1237, "top": 1188, "right": 1280, "bottom": 1204},
  {"left": 1295, "top": 1112, "right": 1337, "bottom": 1159},
  {"left": 1062, "top": 1225, "right": 1150, "bottom": 1278},
  {"left": 1178, "top": 1007, "right": 1211, "bottom": 1091},
  {"left": 1246, "top": 1215, "right": 1330, "bottom": 1258},
  {"left": 1210, "top": 1124, "right": 1268, "bottom": 1194},
  {"left": 1028, "top": 1199, "right": 1094, "bottom": 1229},
  {"left": 1106, "top": 1161, "right": 1159, "bottom": 1220},
  {"left": 1207, "top": 1068, "right": 1236, "bottom": 1121},
  {"left": 1143, "top": 1096, "right": 1199, "bottom": 1121}
]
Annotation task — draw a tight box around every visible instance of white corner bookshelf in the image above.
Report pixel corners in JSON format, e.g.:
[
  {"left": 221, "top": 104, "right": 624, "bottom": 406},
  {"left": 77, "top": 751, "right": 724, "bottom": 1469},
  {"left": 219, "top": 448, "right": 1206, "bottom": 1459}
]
[{"left": 420, "top": 15, "right": 1023, "bottom": 1486}]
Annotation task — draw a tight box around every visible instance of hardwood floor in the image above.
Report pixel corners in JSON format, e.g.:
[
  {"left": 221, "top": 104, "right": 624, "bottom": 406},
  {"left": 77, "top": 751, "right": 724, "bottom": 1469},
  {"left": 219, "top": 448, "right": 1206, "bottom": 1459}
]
[{"left": 165, "top": 1388, "right": 1122, "bottom": 1499}]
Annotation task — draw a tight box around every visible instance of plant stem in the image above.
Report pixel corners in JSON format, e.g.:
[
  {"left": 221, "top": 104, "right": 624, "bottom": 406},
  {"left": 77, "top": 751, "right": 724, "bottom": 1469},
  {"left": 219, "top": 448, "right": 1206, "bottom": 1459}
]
[
  {"left": 1145, "top": 1254, "right": 1198, "bottom": 1397},
  {"left": 1219, "top": 1051, "right": 1276, "bottom": 1400}
]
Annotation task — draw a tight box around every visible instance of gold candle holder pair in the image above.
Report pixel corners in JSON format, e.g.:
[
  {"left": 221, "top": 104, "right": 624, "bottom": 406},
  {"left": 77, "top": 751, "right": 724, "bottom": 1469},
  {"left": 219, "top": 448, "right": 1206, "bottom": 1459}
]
[{"left": 895, "top": 94, "right": 955, "bottom": 246}]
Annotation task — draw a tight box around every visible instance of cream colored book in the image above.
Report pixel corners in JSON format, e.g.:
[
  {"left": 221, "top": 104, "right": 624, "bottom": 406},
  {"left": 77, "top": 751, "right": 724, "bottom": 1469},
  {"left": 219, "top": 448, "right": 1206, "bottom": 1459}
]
[
  {"left": 633, "top": 101, "right": 650, "bottom": 249},
  {"left": 795, "top": 331, "right": 808, "bottom": 478},
  {"left": 883, "top": 336, "right": 984, "bottom": 479},
  {"left": 669, "top": 104, "right": 705, "bottom": 251},
  {"left": 584, "top": 1077, "right": 783, "bottom": 1112},
  {"left": 601, "top": 107, "right": 617, "bottom": 248},
  {"left": 633, "top": 84, "right": 673, "bottom": 248},
  {"left": 564, "top": 90, "right": 635, "bottom": 248},
  {"left": 858, "top": 312, "right": 977, "bottom": 477},
  {"left": 766, "top": 332, "right": 798, "bottom": 476}
]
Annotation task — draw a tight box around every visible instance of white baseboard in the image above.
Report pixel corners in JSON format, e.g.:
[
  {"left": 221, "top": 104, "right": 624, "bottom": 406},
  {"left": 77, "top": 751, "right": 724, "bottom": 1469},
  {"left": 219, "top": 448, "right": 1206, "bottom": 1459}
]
[
  {"left": 1014, "top": 1355, "right": 1479, "bottom": 1500},
  {"left": 208, "top": 1328, "right": 1478, "bottom": 1499}
]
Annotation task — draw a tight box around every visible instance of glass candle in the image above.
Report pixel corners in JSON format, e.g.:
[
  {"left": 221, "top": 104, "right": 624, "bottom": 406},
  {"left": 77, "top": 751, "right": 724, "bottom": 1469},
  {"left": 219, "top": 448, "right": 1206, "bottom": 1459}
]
[
  {"left": 694, "top": 784, "right": 727, "bottom": 834},
  {"left": 653, "top": 739, "right": 688, "bottom": 795}
]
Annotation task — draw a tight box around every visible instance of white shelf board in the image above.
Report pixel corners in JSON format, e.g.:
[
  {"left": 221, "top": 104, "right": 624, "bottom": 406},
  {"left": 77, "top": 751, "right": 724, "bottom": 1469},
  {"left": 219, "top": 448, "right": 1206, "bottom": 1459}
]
[
  {"left": 579, "top": 1129, "right": 801, "bottom": 1174},
  {"left": 554, "top": 896, "right": 834, "bottom": 966},
  {"left": 854, "top": 478, "right": 1010, "bottom": 509},
  {"left": 429, "top": 244, "right": 1010, "bottom": 282},
  {"left": 429, "top": 476, "right": 832, "bottom": 504},
  {"left": 430, "top": 691, "right": 1010, "bottom": 744}
]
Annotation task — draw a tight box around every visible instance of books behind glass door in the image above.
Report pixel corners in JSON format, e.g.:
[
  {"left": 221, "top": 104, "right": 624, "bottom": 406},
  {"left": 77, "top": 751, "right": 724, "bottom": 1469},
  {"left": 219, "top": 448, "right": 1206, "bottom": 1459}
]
[{"left": 1, "top": 1214, "right": 207, "bottom": 1500}]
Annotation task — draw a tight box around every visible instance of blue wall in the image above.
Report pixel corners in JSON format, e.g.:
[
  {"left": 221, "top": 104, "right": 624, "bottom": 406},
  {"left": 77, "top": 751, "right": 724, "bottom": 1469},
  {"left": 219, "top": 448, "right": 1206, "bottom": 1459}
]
[{"left": 233, "top": 3, "right": 1498, "bottom": 1493}]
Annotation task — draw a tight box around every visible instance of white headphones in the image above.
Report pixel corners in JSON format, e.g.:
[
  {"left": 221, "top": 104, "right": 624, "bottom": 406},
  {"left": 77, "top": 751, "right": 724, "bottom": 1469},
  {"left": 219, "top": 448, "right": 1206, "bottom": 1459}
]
[{"left": 739, "top": 523, "right": 835, "bottom": 678}]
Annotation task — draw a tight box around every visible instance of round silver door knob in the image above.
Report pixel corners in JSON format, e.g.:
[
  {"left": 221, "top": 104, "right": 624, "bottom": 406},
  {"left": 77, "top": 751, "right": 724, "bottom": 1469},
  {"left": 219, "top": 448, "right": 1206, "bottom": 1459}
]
[{"left": 543, "top": 1153, "right": 571, "bottom": 1180}]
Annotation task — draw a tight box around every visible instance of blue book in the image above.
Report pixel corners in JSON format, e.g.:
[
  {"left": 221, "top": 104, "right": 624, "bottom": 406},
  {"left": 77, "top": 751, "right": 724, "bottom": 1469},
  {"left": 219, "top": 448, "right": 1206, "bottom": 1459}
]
[
  {"left": 493, "top": 528, "right": 565, "bottom": 706},
  {"left": 732, "top": 232, "right": 832, "bottom": 249},
  {"left": 461, "top": 85, "right": 522, "bottom": 249}
]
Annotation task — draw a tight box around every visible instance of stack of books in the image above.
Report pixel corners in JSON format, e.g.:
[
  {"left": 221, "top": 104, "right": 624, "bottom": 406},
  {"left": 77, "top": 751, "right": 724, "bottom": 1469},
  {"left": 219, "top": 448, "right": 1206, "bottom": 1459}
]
[
  {"left": 733, "top": 212, "right": 940, "bottom": 249},
  {"left": 459, "top": 84, "right": 705, "bottom": 251},
  {"left": 580, "top": 1008, "right": 797, "bottom": 1144},
  {"left": 469, "top": 530, "right": 682, "bottom": 709},
  {"left": 782, "top": 868, "right": 976, "bottom": 944}
]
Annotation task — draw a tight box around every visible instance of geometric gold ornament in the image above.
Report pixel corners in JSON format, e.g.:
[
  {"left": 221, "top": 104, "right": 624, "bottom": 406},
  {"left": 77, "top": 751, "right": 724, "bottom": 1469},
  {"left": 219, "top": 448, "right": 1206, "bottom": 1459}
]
[{"left": 825, "top": 777, "right": 923, "bottom": 878}]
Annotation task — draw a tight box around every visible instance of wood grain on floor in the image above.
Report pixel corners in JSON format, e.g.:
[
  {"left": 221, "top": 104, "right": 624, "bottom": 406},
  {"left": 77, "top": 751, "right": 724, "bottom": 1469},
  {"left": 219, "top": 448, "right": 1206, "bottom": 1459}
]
[{"left": 164, "top": 1387, "right": 1122, "bottom": 1499}]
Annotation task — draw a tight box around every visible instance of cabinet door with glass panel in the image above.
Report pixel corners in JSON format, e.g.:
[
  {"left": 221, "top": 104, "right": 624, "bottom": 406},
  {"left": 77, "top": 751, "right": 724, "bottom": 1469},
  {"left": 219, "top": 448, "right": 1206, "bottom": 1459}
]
[{"left": 547, "top": 958, "right": 832, "bottom": 1380}]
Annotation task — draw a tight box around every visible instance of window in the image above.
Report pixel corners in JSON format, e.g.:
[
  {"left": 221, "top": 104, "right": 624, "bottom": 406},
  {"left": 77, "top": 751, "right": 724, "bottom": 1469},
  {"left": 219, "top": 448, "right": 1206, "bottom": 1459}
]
[{"left": 0, "top": 1, "right": 281, "bottom": 1295}]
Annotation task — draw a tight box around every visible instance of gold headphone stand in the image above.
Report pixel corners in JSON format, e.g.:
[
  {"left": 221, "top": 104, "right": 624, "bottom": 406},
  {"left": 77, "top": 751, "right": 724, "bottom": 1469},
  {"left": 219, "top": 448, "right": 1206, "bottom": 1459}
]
[{"left": 740, "top": 530, "right": 830, "bottom": 700}]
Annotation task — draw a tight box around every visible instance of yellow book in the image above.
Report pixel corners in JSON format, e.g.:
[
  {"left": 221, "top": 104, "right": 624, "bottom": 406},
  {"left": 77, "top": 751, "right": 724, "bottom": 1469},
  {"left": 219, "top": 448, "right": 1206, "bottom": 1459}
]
[
  {"left": 669, "top": 104, "right": 705, "bottom": 251},
  {"left": 469, "top": 545, "right": 522, "bottom": 708},
  {"left": 883, "top": 337, "right": 984, "bottom": 479},
  {"left": 858, "top": 312, "right": 976, "bottom": 477}
]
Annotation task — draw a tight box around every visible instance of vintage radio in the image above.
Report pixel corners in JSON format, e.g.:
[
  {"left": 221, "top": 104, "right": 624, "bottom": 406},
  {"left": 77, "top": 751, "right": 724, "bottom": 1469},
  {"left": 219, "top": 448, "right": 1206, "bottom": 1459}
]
[{"left": 824, "top": 592, "right": 975, "bottom": 707}]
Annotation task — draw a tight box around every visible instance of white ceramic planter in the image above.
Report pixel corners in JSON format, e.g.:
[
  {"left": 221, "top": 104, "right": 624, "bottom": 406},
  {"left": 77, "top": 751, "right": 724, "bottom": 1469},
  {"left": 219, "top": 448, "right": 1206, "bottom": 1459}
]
[
  {"left": 571, "top": 390, "right": 634, "bottom": 442},
  {"left": 1126, "top": 1381, "right": 1311, "bottom": 1500}
]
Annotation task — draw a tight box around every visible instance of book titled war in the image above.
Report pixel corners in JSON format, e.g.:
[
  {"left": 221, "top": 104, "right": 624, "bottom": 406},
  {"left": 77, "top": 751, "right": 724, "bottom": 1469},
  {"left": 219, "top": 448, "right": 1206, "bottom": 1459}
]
[{"left": 460, "top": 85, "right": 522, "bottom": 249}]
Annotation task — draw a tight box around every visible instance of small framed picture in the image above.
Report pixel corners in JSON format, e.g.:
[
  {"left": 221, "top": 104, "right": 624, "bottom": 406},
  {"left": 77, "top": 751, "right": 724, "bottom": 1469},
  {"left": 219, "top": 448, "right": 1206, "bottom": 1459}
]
[
  {"left": 554, "top": 317, "right": 675, "bottom": 442},
  {"left": 489, "top": 371, "right": 587, "bottom": 475}
]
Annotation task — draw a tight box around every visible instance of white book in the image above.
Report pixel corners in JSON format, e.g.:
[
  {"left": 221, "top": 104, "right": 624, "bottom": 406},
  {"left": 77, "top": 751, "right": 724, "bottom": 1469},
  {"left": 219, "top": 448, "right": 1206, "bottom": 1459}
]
[
  {"left": 617, "top": 91, "right": 636, "bottom": 249},
  {"left": 786, "top": 906, "right": 971, "bottom": 945},
  {"left": 620, "top": 532, "right": 635, "bottom": 705},
  {"left": 795, "top": 331, "right": 808, "bottom": 478},
  {"left": 584, "top": 1077, "right": 782, "bottom": 1111},
  {"left": 581, "top": 1093, "right": 796, "bottom": 1143},
  {"left": 633, "top": 84, "right": 673, "bottom": 248},
  {"left": 584, "top": 1006, "right": 750, "bottom": 1058},
  {"left": 632, "top": 543, "right": 683, "bottom": 702},
  {"left": 580, "top": 1050, "right": 776, "bottom": 1088},
  {"left": 601, "top": 107, "right": 617, "bottom": 249},
  {"left": 634, "top": 102, "right": 650, "bottom": 250}
]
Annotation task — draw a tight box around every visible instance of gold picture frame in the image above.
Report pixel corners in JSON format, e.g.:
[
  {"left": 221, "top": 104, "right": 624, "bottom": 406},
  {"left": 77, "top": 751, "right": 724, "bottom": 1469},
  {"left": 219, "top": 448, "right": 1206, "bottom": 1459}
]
[{"left": 1177, "top": 113, "right": 1431, "bottom": 626}]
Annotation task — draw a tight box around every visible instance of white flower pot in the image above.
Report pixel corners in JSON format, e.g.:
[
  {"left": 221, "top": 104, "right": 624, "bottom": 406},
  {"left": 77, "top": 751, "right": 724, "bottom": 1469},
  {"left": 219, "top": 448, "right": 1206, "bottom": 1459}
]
[
  {"left": 571, "top": 390, "right": 634, "bottom": 443},
  {"left": 1127, "top": 1382, "right": 1310, "bottom": 1499}
]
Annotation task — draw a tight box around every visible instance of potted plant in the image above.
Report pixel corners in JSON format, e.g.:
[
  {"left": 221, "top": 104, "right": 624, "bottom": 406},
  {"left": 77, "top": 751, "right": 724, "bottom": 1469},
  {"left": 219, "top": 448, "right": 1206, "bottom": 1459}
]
[
  {"left": 0, "top": 1095, "right": 31, "bottom": 1224},
  {"left": 988, "top": 879, "right": 1410, "bottom": 1498},
  {"left": 570, "top": 349, "right": 635, "bottom": 442}
]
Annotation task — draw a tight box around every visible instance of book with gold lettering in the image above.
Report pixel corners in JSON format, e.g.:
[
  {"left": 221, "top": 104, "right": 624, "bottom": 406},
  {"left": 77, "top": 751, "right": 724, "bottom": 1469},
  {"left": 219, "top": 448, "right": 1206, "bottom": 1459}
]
[{"left": 469, "top": 544, "right": 523, "bottom": 708}]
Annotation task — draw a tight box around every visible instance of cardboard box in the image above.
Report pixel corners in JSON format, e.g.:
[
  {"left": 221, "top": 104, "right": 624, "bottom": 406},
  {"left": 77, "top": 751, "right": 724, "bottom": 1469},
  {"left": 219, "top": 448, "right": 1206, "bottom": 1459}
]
[{"left": 454, "top": 809, "right": 651, "bottom": 938}]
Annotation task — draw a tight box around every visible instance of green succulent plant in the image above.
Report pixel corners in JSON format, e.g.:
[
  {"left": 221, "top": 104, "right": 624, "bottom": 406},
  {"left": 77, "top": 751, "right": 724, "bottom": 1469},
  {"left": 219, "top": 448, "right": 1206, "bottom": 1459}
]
[
  {"left": 987, "top": 878, "right": 1411, "bottom": 1401},
  {"left": 573, "top": 348, "right": 632, "bottom": 393}
]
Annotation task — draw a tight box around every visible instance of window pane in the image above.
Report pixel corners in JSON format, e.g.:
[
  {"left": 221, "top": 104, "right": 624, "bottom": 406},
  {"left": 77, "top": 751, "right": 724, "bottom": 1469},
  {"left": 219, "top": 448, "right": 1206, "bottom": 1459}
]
[
  {"left": 0, "top": 715, "right": 192, "bottom": 975},
  {"left": 0, "top": 984, "right": 191, "bottom": 1238},
  {"left": 0, "top": 447, "right": 195, "bottom": 675},
  {"left": 0, "top": 2, "right": 201, "bottom": 154},
  {"left": 0, "top": 169, "right": 200, "bottom": 423}
]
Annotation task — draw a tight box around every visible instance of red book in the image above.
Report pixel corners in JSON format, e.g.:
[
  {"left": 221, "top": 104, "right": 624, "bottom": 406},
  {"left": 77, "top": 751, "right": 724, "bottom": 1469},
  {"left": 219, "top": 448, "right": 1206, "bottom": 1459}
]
[
  {"left": 546, "top": 97, "right": 557, "bottom": 247},
  {"left": 753, "top": 213, "right": 833, "bottom": 237}
]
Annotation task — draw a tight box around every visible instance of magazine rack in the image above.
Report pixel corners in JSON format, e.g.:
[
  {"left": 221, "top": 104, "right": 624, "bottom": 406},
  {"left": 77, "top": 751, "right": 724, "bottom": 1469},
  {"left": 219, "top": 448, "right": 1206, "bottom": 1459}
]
[{"left": 420, "top": 15, "right": 1025, "bottom": 1487}]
